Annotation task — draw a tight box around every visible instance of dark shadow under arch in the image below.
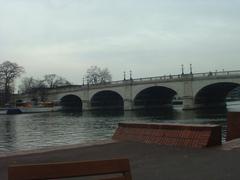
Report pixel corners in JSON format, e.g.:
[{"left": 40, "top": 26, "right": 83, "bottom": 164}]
[
  {"left": 61, "top": 95, "right": 82, "bottom": 111},
  {"left": 195, "top": 82, "right": 240, "bottom": 108},
  {"left": 134, "top": 86, "right": 177, "bottom": 109},
  {"left": 91, "top": 91, "right": 124, "bottom": 110}
]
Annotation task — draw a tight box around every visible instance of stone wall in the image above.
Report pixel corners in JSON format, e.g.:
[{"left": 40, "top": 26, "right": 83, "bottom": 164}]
[
  {"left": 113, "top": 123, "right": 222, "bottom": 148},
  {"left": 227, "top": 112, "right": 240, "bottom": 141}
]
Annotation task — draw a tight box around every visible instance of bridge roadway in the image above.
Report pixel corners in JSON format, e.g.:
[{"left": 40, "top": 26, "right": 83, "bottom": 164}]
[{"left": 19, "top": 70, "right": 240, "bottom": 110}]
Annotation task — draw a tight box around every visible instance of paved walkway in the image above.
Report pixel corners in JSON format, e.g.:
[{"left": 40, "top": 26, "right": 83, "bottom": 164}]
[
  {"left": 220, "top": 138, "right": 240, "bottom": 150},
  {"left": 1, "top": 140, "right": 240, "bottom": 180}
]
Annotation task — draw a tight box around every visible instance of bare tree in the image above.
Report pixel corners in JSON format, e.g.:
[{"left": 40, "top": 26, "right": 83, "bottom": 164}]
[
  {"left": 86, "top": 66, "right": 112, "bottom": 84},
  {"left": 44, "top": 74, "right": 71, "bottom": 88},
  {"left": 20, "top": 74, "right": 71, "bottom": 93},
  {"left": 99, "top": 68, "right": 112, "bottom": 83},
  {"left": 19, "top": 74, "right": 71, "bottom": 102},
  {"left": 0, "top": 61, "right": 24, "bottom": 105},
  {"left": 19, "top": 77, "right": 37, "bottom": 94}
]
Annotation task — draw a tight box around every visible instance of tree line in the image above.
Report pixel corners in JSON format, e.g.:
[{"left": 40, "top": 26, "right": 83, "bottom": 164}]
[
  {"left": 0, "top": 61, "right": 112, "bottom": 106},
  {"left": 0, "top": 61, "right": 24, "bottom": 106}
]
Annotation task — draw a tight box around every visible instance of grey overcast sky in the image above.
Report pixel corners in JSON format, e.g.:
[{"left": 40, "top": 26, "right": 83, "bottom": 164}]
[{"left": 0, "top": 0, "right": 240, "bottom": 84}]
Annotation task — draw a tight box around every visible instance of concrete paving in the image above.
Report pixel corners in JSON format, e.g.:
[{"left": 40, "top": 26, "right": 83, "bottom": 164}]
[{"left": 1, "top": 140, "right": 240, "bottom": 180}]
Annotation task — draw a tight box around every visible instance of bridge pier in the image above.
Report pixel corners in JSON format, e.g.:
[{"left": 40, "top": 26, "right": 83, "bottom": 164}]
[
  {"left": 82, "top": 100, "right": 91, "bottom": 111},
  {"left": 124, "top": 99, "right": 133, "bottom": 111},
  {"left": 182, "top": 96, "right": 195, "bottom": 110},
  {"left": 182, "top": 80, "right": 195, "bottom": 110}
]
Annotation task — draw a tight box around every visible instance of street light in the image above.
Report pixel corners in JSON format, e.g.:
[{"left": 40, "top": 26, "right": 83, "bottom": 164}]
[
  {"left": 190, "top": 64, "right": 193, "bottom": 74},
  {"left": 181, "top": 64, "right": 184, "bottom": 75}
]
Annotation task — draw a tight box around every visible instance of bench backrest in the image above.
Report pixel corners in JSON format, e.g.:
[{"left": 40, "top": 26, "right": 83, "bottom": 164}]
[{"left": 8, "top": 158, "right": 132, "bottom": 180}]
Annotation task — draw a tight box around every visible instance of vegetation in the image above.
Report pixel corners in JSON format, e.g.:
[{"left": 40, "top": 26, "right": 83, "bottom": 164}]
[
  {"left": 19, "top": 74, "right": 71, "bottom": 102},
  {"left": 44, "top": 74, "right": 71, "bottom": 88},
  {"left": 0, "top": 61, "right": 112, "bottom": 106},
  {"left": 19, "top": 74, "right": 71, "bottom": 93},
  {"left": 0, "top": 61, "right": 24, "bottom": 106},
  {"left": 85, "top": 66, "right": 112, "bottom": 84}
]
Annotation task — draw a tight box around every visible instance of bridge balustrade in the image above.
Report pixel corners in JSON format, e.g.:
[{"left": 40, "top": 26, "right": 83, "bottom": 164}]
[
  {"left": 192, "top": 70, "right": 240, "bottom": 79},
  {"left": 46, "top": 70, "right": 240, "bottom": 93}
]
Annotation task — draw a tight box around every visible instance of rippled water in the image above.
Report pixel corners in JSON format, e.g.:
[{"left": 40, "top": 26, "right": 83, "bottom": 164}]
[{"left": 0, "top": 102, "right": 240, "bottom": 153}]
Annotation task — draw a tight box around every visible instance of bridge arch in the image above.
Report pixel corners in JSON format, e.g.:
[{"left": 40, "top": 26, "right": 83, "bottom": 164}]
[
  {"left": 194, "top": 82, "right": 240, "bottom": 108},
  {"left": 60, "top": 94, "right": 82, "bottom": 111},
  {"left": 133, "top": 86, "right": 177, "bottom": 109},
  {"left": 90, "top": 90, "right": 124, "bottom": 110}
]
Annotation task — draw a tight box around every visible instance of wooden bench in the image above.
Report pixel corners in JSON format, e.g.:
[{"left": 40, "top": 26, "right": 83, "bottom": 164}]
[{"left": 8, "top": 158, "right": 132, "bottom": 180}]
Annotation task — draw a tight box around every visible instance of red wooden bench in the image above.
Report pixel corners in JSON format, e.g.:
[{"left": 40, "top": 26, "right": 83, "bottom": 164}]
[{"left": 8, "top": 158, "right": 132, "bottom": 180}]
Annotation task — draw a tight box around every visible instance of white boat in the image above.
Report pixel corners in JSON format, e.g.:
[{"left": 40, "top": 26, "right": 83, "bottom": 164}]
[
  {"left": 0, "top": 109, "right": 7, "bottom": 115},
  {"left": 0, "top": 106, "right": 62, "bottom": 114},
  {"left": 19, "top": 106, "right": 62, "bottom": 113}
]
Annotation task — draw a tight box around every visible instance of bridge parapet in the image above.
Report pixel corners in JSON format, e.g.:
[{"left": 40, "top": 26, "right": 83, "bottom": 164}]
[
  {"left": 131, "top": 70, "right": 240, "bottom": 83},
  {"left": 191, "top": 70, "right": 240, "bottom": 79},
  {"left": 47, "top": 85, "right": 84, "bottom": 94},
  {"left": 87, "top": 70, "right": 240, "bottom": 88},
  {"left": 46, "top": 70, "right": 240, "bottom": 94}
]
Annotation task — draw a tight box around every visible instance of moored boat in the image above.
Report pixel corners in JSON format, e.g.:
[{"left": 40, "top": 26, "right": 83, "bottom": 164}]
[
  {"left": 19, "top": 106, "right": 62, "bottom": 113},
  {"left": 16, "top": 101, "right": 62, "bottom": 114},
  {"left": 0, "top": 109, "right": 7, "bottom": 115},
  {"left": 0, "top": 108, "right": 22, "bottom": 115}
]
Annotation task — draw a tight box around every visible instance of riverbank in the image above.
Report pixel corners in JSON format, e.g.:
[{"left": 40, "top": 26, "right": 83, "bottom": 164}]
[{"left": 1, "top": 140, "right": 240, "bottom": 180}]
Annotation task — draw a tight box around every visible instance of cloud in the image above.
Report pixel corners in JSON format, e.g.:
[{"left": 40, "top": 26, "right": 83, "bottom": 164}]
[{"left": 0, "top": 0, "right": 240, "bottom": 84}]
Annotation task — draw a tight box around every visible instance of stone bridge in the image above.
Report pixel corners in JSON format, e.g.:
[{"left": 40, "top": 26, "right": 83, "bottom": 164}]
[{"left": 19, "top": 70, "right": 240, "bottom": 111}]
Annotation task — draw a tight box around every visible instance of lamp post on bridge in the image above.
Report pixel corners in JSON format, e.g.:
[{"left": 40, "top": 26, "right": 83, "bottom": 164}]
[
  {"left": 82, "top": 77, "right": 85, "bottom": 85},
  {"left": 130, "top": 70, "right": 133, "bottom": 80},
  {"left": 181, "top": 64, "right": 184, "bottom": 75},
  {"left": 190, "top": 64, "right": 193, "bottom": 74},
  {"left": 123, "top": 71, "right": 126, "bottom": 80}
]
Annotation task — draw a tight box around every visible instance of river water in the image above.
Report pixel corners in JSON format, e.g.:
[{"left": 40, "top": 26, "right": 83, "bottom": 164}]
[{"left": 0, "top": 102, "right": 240, "bottom": 153}]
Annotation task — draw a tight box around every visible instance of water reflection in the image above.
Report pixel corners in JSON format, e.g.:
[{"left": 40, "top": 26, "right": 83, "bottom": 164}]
[
  {"left": 0, "top": 117, "right": 17, "bottom": 151},
  {"left": 0, "top": 103, "right": 239, "bottom": 153}
]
